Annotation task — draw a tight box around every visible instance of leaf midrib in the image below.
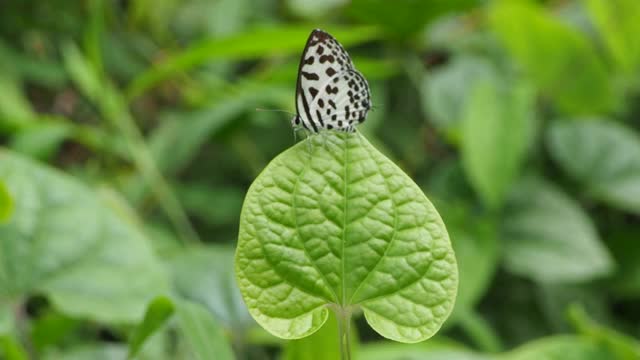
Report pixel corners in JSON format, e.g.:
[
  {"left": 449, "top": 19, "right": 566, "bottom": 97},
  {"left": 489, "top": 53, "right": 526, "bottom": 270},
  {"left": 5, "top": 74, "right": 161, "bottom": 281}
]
[
  {"left": 341, "top": 134, "right": 349, "bottom": 307},
  {"left": 348, "top": 144, "right": 399, "bottom": 305}
]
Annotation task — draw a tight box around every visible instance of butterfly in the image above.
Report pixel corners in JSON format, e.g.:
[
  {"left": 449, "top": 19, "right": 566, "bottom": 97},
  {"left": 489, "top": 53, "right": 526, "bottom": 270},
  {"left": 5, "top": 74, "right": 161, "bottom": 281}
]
[{"left": 291, "top": 29, "right": 372, "bottom": 133}]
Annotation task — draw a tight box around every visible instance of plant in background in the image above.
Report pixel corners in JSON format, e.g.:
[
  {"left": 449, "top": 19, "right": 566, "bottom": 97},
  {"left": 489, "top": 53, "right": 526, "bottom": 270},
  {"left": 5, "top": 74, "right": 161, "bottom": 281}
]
[{"left": 235, "top": 132, "right": 458, "bottom": 359}]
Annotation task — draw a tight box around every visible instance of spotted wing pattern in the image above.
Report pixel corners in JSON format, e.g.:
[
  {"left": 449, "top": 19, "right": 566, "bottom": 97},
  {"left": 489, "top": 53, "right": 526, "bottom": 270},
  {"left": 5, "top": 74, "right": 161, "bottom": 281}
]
[{"left": 292, "top": 29, "right": 371, "bottom": 133}]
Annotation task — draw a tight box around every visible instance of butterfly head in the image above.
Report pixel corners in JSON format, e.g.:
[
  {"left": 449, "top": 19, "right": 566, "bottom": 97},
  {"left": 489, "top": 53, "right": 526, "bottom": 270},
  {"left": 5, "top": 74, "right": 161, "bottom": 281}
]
[{"left": 291, "top": 115, "right": 302, "bottom": 128}]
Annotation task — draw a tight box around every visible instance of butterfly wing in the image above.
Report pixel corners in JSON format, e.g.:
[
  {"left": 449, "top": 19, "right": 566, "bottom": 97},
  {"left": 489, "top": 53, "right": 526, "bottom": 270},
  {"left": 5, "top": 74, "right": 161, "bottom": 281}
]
[
  {"left": 312, "top": 69, "right": 371, "bottom": 132},
  {"left": 294, "top": 29, "right": 370, "bottom": 133}
]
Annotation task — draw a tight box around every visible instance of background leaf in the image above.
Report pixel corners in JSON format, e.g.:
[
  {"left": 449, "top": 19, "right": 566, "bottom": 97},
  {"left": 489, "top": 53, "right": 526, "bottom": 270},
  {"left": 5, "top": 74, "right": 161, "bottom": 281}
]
[
  {"left": 0, "top": 150, "right": 168, "bottom": 323},
  {"left": 460, "top": 78, "right": 535, "bottom": 208},
  {"left": 502, "top": 336, "right": 610, "bottom": 360},
  {"left": 422, "top": 55, "right": 498, "bottom": 134},
  {"left": 584, "top": 0, "right": 640, "bottom": 74},
  {"left": 0, "top": 180, "right": 12, "bottom": 223},
  {"left": 436, "top": 202, "right": 498, "bottom": 323},
  {"left": 489, "top": 1, "right": 614, "bottom": 114},
  {"left": 128, "top": 296, "right": 175, "bottom": 358},
  {"left": 548, "top": 120, "right": 640, "bottom": 214},
  {"left": 175, "top": 300, "right": 234, "bottom": 360},
  {"left": 501, "top": 178, "right": 614, "bottom": 283},
  {"left": 167, "top": 245, "right": 253, "bottom": 332}
]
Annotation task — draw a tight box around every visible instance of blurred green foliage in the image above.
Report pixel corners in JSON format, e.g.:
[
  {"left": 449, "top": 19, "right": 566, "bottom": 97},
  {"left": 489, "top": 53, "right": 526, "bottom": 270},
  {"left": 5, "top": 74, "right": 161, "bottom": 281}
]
[{"left": 1, "top": 0, "right": 640, "bottom": 359}]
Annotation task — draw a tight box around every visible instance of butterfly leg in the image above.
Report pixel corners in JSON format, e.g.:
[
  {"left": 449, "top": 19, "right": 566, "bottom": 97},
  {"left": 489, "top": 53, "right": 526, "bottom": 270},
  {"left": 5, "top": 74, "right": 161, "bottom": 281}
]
[
  {"left": 321, "top": 131, "right": 330, "bottom": 152},
  {"left": 354, "top": 129, "right": 365, "bottom": 148},
  {"left": 292, "top": 127, "right": 307, "bottom": 144},
  {"left": 305, "top": 133, "right": 314, "bottom": 154}
]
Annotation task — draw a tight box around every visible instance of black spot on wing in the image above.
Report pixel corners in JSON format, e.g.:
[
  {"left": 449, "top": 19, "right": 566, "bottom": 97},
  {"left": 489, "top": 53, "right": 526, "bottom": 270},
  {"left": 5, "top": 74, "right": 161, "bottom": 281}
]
[
  {"left": 309, "top": 87, "right": 319, "bottom": 99},
  {"left": 301, "top": 71, "right": 320, "bottom": 80},
  {"left": 320, "top": 55, "right": 335, "bottom": 63},
  {"left": 315, "top": 110, "right": 324, "bottom": 126},
  {"left": 325, "top": 85, "right": 338, "bottom": 94}
]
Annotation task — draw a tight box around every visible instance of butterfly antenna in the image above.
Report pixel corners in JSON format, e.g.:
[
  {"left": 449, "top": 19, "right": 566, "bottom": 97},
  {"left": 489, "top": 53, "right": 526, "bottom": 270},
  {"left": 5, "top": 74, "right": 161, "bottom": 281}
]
[
  {"left": 370, "top": 104, "right": 383, "bottom": 112},
  {"left": 255, "top": 108, "right": 296, "bottom": 116},
  {"left": 355, "top": 130, "right": 364, "bottom": 148},
  {"left": 306, "top": 136, "right": 312, "bottom": 154}
]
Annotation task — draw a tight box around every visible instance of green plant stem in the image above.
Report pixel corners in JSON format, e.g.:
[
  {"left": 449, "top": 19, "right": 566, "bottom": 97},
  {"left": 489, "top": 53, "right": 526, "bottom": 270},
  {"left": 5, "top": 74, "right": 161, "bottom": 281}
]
[
  {"left": 334, "top": 306, "right": 352, "bottom": 360},
  {"left": 100, "top": 86, "right": 201, "bottom": 245},
  {"left": 459, "top": 310, "right": 503, "bottom": 353}
]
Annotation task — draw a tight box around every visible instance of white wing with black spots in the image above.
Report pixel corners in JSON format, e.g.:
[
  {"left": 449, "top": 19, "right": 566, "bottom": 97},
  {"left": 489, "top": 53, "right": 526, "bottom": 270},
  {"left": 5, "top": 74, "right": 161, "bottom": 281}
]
[{"left": 292, "top": 29, "right": 372, "bottom": 133}]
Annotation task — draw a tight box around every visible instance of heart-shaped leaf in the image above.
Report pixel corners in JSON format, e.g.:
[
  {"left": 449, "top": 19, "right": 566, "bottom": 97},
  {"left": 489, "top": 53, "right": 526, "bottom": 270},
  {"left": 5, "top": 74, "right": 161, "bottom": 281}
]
[{"left": 235, "top": 132, "right": 458, "bottom": 343}]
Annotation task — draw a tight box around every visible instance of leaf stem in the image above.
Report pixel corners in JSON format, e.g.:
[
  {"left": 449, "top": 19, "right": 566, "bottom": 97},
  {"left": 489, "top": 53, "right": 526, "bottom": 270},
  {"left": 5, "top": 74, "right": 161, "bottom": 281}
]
[
  {"left": 335, "top": 306, "right": 352, "bottom": 360},
  {"left": 459, "top": 310, "right": 502, "bottom": 353}
]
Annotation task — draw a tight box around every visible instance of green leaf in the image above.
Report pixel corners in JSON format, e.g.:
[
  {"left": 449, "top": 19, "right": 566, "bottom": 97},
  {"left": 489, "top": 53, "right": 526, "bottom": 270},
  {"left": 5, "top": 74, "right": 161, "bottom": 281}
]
[
  {"left": 547, "top": 120, "right": 640, "bottom": 214},
  {"left": 31, "top": 311, "right": 81, "bottom": 352},
  {"left": 149, "top": 85, "right": 282, "bottom": 174},
  {"left": 128, "top": 296, "right": 175, "bottom": 359},
  {"left": 502, "top": 335, "right": 610, "bottom": 360},
  {"left": 235, "top": 132, "right": 458, "bottom": 343},
  {"left": 10, "top": 122, "right": 72, "bottom": 160},
  {"left": 568, "top": 304, "right": 640, "bottom": 359},
  {"left": 43, "top": 344, "right": 128, "bottom": 360},
  {"left": 126, "top": 25, "right": 380, "bottom": 98},
  {"left": 357, "top": 339, "right": 489, "bottom": 360},
  {"left": 502, "top": 178, "right": 614, "bottom": 283},
  {"left": 0, "top": 71, "right": 35, "bottom": 129},
  {"left": 435, "top": 202, "right": 498, "bottom": 324},
  {"left": 175, "top": 300, "right": 234, "bottom": 360},
  {"left": 287, "top": 0, "right": 347, "bottom": 18},
  {"left": 584, "top": 0, "right": 640, "bottom": 73},
  {"left": 0, "top": 149, "right": 168, "bottom": 323},
  {"left": 422, "top": 55, "right": 498, "bottom": 133},
  {"left": 0, "top": 305, "right": 12, "bottom": 335},
  {"left": 0, "top": 40, "right": 67, "bottom": 88},
  {"left": 489, "top": 1, "right": 614, "bottom": 114},
  {"left": 168, "top": 245, "right": 254, "bottom": 331},
  {"left": 177, "top": 184, "right": 244, "bottom": 227},
  {"left": 460, "top": 79, "right": 535, "bottom": 209},
  {"left": 0, "top": 180, "right": 12, "bottom": 224},
  {"left": 0, "top": 335, "right": 29, "bottom": 360},
  {"left": 61, "top": 42, "right": 103, "bottom": 102},
  {"left": 347, "top": 0, "right": 477, "bottom": 37}
]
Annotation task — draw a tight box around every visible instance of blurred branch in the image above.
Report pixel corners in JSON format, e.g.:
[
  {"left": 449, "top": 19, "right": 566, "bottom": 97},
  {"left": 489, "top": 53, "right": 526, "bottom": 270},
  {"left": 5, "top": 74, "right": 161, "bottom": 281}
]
[
  {"left": 458, "top": 310, "right": 503, "bottom": 353},
  {"left": 62, "top": 41, "right": 200, "bottom": 245}
]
